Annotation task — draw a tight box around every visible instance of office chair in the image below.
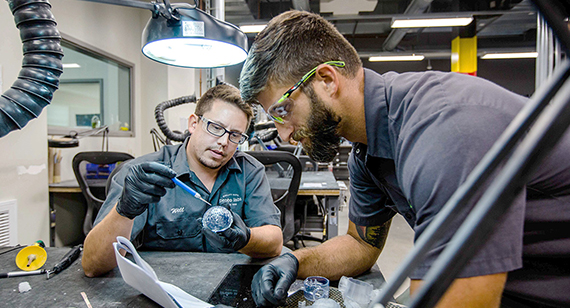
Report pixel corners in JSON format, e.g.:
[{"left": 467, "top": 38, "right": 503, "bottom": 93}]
[
  {"left": 332, "top": 144, "right": 352, "bottom": 180},
  {"left": 246, "top": 150, "right": 302, "bottom": 245},
  {"left": 105, "top": 158, "right": 133, "bottom": 195},
  {"left": 72, "top": 151, "right": 134, "bottom": 236}
]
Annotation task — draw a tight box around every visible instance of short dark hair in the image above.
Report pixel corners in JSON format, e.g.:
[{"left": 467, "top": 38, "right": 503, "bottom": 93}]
[
  {"left": 195, "top": 83, "right": 253, "bottom": 129},
  {"left": 239, "top": 10, "right": 362, "bottom": 106}
]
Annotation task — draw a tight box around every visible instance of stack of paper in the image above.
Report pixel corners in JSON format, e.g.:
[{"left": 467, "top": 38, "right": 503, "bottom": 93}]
[{"left": 113, "top": 236, "right": 214, "bottom": 308}]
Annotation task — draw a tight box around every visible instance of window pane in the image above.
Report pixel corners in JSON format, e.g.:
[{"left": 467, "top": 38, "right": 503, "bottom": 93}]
[{"left": 48, "top": 39, "right": 132, "bottom": 136}]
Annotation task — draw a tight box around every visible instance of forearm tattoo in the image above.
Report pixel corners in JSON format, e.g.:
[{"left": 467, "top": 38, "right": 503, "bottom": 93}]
[{"left": 356, "top": 220, "right": 392, "bottom": 249}]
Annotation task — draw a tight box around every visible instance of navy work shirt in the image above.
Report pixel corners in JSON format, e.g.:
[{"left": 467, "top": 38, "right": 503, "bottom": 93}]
[
  {"left": 95, "top": 138, "right": 281, "bottom": 252},
  {"left": 348, "top": 68, "right": 570, "bottom": 306}
]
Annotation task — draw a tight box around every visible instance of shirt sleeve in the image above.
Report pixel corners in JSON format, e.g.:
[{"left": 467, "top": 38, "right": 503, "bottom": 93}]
[
  {"left": 399, "top": 105, "right": 525, "bottom": 279},
  {"left": 92, "top": 159, "right": 147, "bottom": 239},
  {"left": 348, "top": 147, "right": 397, "bottom": 227},
  {"left": 242, "top": 156, "right": 282, "bottom": 228}
]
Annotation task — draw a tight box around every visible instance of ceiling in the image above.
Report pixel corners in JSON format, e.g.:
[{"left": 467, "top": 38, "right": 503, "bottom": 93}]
[{"left": 224, "top": 0, "right": 539, "bottom": 59}]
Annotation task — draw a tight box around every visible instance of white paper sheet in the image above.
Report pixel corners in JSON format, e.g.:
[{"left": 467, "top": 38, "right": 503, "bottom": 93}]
[
  {"left": 113, "top": 236, "right": 214, "bottom": 308},
  {"left": 302, "top": 182, "right": 324, "bottom": 188}
]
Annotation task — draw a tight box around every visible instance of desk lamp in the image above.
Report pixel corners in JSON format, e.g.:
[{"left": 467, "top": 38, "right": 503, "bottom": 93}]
[{"left": 49, "top": 125, "right": 109, "bottom": 150}]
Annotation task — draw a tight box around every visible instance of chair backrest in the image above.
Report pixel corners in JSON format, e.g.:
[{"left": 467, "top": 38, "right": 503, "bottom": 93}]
[
  {"left": 246, "top": 150, "right": 302, "bottom": 244},
  {"left": 72, "top": 151, "right": 134, "bottom": 236},
  {"left": 105, "top": 158, "right": 133, "bottom": 196}
]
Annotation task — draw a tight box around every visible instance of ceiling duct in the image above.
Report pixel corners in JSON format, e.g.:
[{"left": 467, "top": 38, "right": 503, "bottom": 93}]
[
  {"left": 292, "top": 0, "right": 310, "bottom": 11},
  {"left": 382, "top": 0, "right": 435, "bottom": 51},
  {"left": 245, "top": 0, "right": 318, "bottom": 19}
]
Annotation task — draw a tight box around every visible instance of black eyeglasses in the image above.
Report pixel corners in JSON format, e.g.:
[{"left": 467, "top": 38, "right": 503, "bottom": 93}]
[{"left": 199, "top": 116, "right": 249, "bottom": 145}]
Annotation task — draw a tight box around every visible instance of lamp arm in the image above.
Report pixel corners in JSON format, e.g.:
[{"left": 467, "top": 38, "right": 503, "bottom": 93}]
[
  {"left": 64, "top": 125, "right": 109, "bottom": 139},
  {"left": 78, "top": 0, "right": 196, "bottom": 20},
  {"left": 161, "top": 0, "right": 175, "bottom": 20},
  {"left": 77, "top": 125, "right": 109, "bottom": 138},
  {"left": 79, "top": 0, "right": 156, "bottom": 10}
]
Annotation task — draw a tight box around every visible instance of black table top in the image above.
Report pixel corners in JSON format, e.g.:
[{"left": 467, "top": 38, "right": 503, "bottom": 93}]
[
  {"left": 0, "top": 246, "right": 260, "bottom": 307},
  {"left": 267, "top": 170, "right": 341, "bottom": 196},
  {"left": 0, "top": 246, "right": 386, "bottom": 308}
]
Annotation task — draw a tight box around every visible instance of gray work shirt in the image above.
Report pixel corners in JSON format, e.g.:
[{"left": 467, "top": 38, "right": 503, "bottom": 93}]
[
  {"left": 348, "top": 68, "right": 570, "bottom": 306},
  {"left": 95, "top": 138, "right": 281, "bottom": 252}
]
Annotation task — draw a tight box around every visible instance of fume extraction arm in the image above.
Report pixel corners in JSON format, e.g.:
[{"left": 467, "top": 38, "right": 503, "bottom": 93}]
[{"left": 0, "top": 0, "right": 63, "bottom": 138}]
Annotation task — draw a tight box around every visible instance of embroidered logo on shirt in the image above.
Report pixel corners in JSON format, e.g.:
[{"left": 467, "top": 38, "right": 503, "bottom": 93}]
[
  {"left": 219, "top": 193, "right": 242, "bottom": 209},
  {"left": 170, "top": 207, "right": 185, "bottom": 214}
]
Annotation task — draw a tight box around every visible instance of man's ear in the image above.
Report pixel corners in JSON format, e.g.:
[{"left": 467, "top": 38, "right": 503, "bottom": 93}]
[
  {"left": 188, "top": 114, "right": 199, "bottom": 134},
  {"left": 314, "top": 64, "right": 340, "bottom": 97}
]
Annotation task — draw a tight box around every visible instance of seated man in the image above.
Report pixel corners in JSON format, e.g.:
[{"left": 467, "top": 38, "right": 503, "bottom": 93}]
[{"left": 82, "top": 84, "right": 283, "bottom": 277}]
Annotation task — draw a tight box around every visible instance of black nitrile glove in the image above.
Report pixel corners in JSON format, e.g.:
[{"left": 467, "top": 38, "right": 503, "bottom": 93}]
[
  {"left": 252, "top": 253, "right": 299, "bottom": 307},
  {"left": 203, "top": 210, "right": 251, "bottom": 252},
  {"left": 116, "top": 162, "right": 176, "bottom": 219}
]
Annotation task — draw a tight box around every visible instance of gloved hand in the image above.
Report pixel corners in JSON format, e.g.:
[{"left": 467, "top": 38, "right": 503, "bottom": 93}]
[
  {"left": 116, "top": 162, "right": 177, "bottom": 219},
  {"left": 251, "top": 253, "right": 299, "bottom": 307},
  {"left": 203, "top": 210, "right": 251, "bottom": 252}
]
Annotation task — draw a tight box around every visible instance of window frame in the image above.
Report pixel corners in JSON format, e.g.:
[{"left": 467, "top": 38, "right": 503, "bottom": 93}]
[{"left": 48, "top": 33, "right": 135, "bottom": 137}]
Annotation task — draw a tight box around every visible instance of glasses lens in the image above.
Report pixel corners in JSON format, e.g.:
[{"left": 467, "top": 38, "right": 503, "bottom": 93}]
[
  {"left": 206, "top": 121, "right": 225, "bottom": 137},
  {"left": 268, "top": 98, "right": 293, "bottom": 123},
  {"left": 228, "top": 133, "right": 244, "bottom": 144}
]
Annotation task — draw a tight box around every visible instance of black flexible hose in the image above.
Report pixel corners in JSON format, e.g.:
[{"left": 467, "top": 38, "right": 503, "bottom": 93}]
[
  {"left": 0, "top": 0, "right": 63, "bottom": 138},
  {"left": 248, "top": 128, "right": 279, "bottom": 145},
  {"left": 253, "top": 121, "right": 275, "bottom": 131},
  {"left": 154, "top": 95, "right": 196, "bottom": 142}
]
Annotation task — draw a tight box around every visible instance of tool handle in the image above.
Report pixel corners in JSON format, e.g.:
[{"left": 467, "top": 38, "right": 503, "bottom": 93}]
[
  {"left": 172, "top": 177, "right": 212, "bottom": 206},
  {"left": 0, "top": 269, "right": 45, "bottom": 279},
  {"left": 172, "top": 177, "right": 201, "bottom": 198},
  {"left": 50, "top": 244, "right": 82, "bottom": 276}
]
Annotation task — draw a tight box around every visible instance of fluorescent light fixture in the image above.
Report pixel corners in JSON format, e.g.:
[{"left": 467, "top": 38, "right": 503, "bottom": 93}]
[
  {"left": 240, "top": 24, "right": 267, "bottom": 33},
  {"left": 142, "top": 3, "right": 248, "bottom": 68},
  {"left": 391, "top": 17, "right": 474, "bottom": 28},
  {"left": 62, "top": 63, "right": 81, "bottom": 69},
  {"left": 369, "top": 55, "right": 425, "bottom": 62},
  {"left": 481, "top": 52, "right": 538, "bottom": 59}
]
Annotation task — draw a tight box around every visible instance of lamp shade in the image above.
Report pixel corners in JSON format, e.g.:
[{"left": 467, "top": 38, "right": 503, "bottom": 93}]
[{"left": 142, "top": 4, "right": 248, "bottom": 68}]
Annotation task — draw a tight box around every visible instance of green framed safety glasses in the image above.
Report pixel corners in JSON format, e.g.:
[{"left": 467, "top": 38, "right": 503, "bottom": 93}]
[{"left": 264, "top": 60, "right": 346, "bottom": 124}]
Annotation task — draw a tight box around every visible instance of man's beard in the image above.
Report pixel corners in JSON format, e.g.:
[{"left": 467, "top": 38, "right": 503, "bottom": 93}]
[
  {"left": 294, "top": 86, "right": 342, "bottom": 163},
  {"left": 199, "top": 156, "right": 223, "bottom": 170}
]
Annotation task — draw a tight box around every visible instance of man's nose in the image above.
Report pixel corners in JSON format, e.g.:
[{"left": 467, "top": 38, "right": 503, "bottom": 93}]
[{"left": 217, "top": 132, "right": 230, "bottom": 146}]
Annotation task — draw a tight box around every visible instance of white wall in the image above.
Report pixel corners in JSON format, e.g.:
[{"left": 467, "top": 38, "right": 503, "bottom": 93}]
[
  {"left": 0, "top": 0, "right": 198, "bottom": 245},
  {"left": 164, "top": 66, "right": 199, "bottom": 143},
  {"left": 0, "top": 1, "right": 52, "bottom": 247}
]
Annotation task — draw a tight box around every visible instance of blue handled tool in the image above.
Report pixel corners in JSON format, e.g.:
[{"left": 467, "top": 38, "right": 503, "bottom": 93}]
[{"left": 172, "top": 177, "right": 212, "bottom": 206}]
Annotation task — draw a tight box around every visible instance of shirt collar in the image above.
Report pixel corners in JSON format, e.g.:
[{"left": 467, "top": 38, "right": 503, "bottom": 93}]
[
  {"left": 225, "top": 152, "right": 242, "bottom": 172},
  {"left": 361, "top": 68, "right": 393, "bottom": 159}
]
